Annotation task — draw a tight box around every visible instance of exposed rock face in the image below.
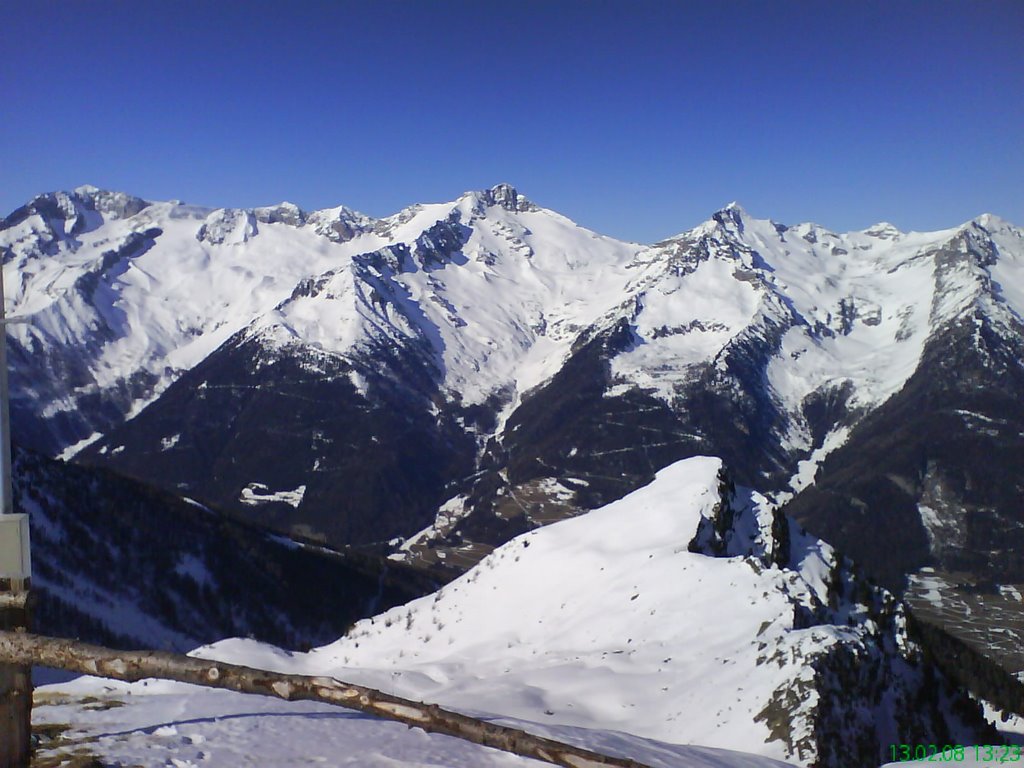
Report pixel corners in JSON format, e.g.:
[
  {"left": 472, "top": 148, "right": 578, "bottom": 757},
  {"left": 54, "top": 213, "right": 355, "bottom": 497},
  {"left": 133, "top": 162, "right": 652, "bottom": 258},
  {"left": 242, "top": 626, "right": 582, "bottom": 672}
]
[
  {"left": 196, "top": 208, "right": 258, "bottom": 245},
  {"left": 479, "top": 182, "right": 537, "bottom": 213},
  {"left": 254, "top": 201, "right": 306, "bottom": 227},
  {"left": 306, "top": 204, "right": 375, "bottom": 243},
  {"left": 691, "top": 471, "right": 1001, "bottom": 767},
  {"left": 1, "top": 187, "right": 149, "bottom": 240},
  {"left": 783, "top": 305, "right": 1024, "bottom": 591}
]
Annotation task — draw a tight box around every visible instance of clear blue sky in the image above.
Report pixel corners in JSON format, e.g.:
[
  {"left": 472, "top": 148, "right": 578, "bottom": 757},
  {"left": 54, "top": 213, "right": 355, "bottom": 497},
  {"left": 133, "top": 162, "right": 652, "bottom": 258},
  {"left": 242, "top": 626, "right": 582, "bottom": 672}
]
[{"left": 2, "top": 0, "right": 1021, "bottom": 243}]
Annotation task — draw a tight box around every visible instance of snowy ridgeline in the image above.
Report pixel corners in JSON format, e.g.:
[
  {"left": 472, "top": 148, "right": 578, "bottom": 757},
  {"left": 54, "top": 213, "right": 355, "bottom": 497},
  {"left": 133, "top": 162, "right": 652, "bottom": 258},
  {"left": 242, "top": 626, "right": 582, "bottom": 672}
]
[
  {"left": 4, "top": 183, "right": 1022, "bottom": 469},
  {"left": 35, "top": 457, "right": 1002, "bottom": 768},
  {"left": 5, "top": 184, "right": 1024, "bottom": 607}
]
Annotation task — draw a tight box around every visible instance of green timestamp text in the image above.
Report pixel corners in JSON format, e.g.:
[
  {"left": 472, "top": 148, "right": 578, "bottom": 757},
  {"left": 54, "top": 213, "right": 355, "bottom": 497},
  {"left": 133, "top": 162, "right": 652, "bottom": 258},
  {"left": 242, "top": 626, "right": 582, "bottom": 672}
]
[{"left": 889, "top": 743, "right": 1023, "bottom": 762}]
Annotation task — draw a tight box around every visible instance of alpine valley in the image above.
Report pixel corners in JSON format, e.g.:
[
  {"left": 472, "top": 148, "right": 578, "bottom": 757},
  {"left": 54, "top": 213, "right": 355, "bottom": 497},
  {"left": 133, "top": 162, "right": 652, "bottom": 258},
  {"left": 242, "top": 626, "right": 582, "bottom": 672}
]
[{"left": 4, "top": 184, "right": 1024, "bottom": 767}]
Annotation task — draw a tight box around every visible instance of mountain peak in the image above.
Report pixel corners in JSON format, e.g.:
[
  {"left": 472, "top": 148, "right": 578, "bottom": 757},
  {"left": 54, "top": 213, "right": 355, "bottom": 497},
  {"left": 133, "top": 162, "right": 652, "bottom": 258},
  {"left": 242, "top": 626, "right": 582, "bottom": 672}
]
[
  {"left": 306, "top": 203, "right": 375, "bottom": 243},
  {"left": 70, "top": 185, "right": 151, "bottom": 220},
  {"left": 489, "top": 182, "right": 519, "bottom": 199},
  {"left": 971, "top": 212, "right": 1016, "bottom": 234},
  {"left": 254, "top": 201, "right": 306, "bottom": 227},
  {"left": 861, "top": 221, "right": 902, "bottom": 239},
  {"left": 1, "top": 185, "right": 150, "bottom": 233},
  {"left": 710, "top": 201, "right": 750, "bottom": 233},
  {"left": 479, "top": 183, "right": 535, "bottom": 213}
]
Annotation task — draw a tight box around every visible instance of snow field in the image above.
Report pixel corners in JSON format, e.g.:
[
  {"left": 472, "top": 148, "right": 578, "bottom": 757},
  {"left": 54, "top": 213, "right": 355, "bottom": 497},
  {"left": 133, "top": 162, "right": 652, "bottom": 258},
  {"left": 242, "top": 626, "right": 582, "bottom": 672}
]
[{"left": 36, "top": 456, "right": 807, "bottom": 767}]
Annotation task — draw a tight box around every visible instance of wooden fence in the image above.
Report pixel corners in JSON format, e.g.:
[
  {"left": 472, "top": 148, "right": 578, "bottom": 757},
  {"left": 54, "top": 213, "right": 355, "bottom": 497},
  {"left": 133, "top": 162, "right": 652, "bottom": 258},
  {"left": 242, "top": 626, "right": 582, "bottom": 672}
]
[{"left": 0, "top": 628, "right": 650, "bottom": 768}]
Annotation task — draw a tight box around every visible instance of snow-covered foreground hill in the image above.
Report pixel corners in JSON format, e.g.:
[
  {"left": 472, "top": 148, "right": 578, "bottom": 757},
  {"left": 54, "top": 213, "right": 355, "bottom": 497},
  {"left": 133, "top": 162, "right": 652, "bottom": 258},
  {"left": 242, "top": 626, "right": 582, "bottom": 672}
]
[{"left": 35, "top": 457, "right": 997, "bottom": 768}]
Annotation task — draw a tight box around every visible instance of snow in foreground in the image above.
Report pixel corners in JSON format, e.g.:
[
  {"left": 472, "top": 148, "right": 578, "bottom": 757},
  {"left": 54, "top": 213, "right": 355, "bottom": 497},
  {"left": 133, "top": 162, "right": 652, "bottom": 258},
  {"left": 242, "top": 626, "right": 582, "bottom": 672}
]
[
  {"left": 33, "top": 456, "right": 807, "bottom": 767},
  {"left": 33, "top": 455, "right": 996, "bottom": 766},
  {"left": 34, "top": 683, "right": 796, "bottom": 768}
]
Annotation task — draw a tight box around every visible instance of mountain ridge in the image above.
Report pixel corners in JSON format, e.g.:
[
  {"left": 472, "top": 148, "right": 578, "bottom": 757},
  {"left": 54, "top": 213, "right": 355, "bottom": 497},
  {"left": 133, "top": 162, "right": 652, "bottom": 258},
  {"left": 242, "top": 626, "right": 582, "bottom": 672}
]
[
  {"left": 6, "top": 182, "right": 1024, "bottom": 761},
  {"left": 3, "top": 183, "right": 1022, "bottom": 591}
]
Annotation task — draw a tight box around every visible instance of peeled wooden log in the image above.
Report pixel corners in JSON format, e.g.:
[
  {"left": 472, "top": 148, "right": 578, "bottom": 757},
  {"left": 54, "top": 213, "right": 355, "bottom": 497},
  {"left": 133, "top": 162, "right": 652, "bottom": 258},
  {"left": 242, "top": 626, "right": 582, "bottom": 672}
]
[{"left": 0, "top": 630, "right": 650, "bottom": 768}]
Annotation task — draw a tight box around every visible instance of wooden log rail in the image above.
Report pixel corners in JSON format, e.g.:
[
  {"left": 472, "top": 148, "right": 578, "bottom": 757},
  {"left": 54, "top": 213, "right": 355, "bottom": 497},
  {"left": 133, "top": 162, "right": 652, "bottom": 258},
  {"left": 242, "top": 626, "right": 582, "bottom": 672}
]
[{"left": 0, "top": 630, "right": 651, "bottom": 768}]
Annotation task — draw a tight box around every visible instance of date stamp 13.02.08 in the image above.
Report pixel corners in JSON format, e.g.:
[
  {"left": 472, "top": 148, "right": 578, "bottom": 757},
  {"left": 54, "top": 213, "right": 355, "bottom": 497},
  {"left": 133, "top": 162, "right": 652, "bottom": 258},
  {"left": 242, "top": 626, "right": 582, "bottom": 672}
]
[{"left": 888, "top": 744, "right": 1022, "bottom": 763}]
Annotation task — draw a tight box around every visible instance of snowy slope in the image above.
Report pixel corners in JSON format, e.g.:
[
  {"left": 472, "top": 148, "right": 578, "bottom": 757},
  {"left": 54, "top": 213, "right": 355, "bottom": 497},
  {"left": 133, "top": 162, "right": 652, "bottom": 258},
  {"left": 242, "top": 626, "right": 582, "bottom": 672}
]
[
  {"left": 36, "top": 456, "right": 996, "bottom": 768},
  {"left": 303, "top": 457, "right": 809, "bottom": 761},
  {"left": 33, "top": 684, "right": 799, "bottom": 768},
  {"left": 276, "top": 457, "right": 990, "bottom": 766},
  {"left": 261, "top": 187, "right": 641, "bottom": 411},
  {"left": 2, "top": 188, "right": 380, "bottom": 454}
]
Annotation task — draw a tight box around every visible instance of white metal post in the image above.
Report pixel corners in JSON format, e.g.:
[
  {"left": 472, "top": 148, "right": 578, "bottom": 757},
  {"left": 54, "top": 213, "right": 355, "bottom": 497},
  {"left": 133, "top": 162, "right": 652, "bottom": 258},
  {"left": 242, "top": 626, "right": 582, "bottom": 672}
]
[
  {"left": 0, "top": 258, "right": 32, "bottom": 768},
  {"left": 0, "top": 262, "right": 30, "bottom": 580},
  {"left": 0, "top": 262, "right": 12, "bottom": 518},
  {"left": 0, "top": 263, "right": 30, "bottom": 578}
]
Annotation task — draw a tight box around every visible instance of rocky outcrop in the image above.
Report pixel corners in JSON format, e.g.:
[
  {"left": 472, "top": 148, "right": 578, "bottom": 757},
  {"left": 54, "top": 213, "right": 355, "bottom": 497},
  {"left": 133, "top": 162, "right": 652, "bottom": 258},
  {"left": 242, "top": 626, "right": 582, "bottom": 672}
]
[
  {"left": 691, "top": 470, "right": 1001, "bottom": 767},
  {"left": 254, "top": 201, "right": 306, "bottom": 227},
  {"left": 306, "top": 204, "right": 375, "bottom": 243},
  {"left": 196, "top": 208, "right": 258, "bottom": 244}
]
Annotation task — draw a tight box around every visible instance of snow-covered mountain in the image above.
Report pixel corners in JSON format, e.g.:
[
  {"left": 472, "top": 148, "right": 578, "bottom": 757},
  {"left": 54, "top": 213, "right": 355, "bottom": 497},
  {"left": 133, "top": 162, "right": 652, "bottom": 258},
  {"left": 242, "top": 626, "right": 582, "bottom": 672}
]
[
  {"left": 6, "top": 185, "right": 1024, "bottom": 764},
  {"left": 1, "top": 183, "right": 637, "bottom": 454},
  {"left": 3, "top": 183, "right": 1023, "bottom": 604},
  {"left": 34, "top": 457, "right": 1005, "bottom": 768}
]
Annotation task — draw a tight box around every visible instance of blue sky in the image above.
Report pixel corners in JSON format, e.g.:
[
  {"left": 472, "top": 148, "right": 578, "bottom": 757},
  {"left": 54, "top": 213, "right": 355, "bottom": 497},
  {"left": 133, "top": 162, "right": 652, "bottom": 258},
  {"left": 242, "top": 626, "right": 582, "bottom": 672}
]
[{"left": 2, "top": 0, "right": 1021, "bottom": 243}]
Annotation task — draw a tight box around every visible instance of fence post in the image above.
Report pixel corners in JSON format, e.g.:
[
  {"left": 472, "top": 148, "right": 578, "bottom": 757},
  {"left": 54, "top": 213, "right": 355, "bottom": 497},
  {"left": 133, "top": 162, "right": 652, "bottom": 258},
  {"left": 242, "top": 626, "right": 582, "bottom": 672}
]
[{"left": 0, "top": 578, "right": 31, "bottom": 768}]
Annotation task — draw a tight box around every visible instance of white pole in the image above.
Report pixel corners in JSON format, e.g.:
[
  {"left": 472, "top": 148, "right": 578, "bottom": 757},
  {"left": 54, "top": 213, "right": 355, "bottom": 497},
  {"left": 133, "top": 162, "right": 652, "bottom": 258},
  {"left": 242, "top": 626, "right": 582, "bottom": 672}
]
[
  {"left": 0, "top": 259, "right": 30, "bottom": 583},
  {"left": 0, "top": 257, "right": 31, "bottom": 768},
  {"left": 0, "top": 262, "right": 12, "bottom": 517}
]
